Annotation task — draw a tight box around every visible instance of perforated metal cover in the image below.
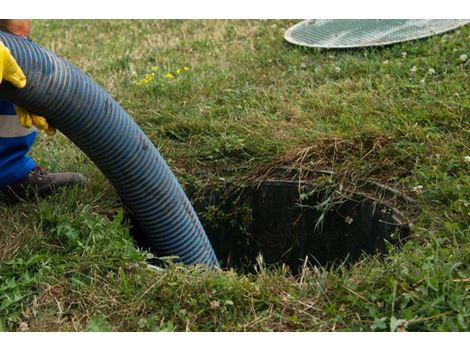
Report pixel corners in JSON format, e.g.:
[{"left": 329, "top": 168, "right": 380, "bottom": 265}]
[{"left": 285, "top": 19, "right": 470, "bottom": 49}]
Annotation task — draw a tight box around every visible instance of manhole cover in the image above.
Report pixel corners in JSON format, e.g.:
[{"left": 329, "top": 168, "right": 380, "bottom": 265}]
[{"left": 285, "top": 19, "right": 470, "bottom": 48}]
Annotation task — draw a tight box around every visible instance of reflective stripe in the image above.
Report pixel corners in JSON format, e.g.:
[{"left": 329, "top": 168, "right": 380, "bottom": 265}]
[{"left": 0, "top": 115, "right": 35, "bottom": 138}]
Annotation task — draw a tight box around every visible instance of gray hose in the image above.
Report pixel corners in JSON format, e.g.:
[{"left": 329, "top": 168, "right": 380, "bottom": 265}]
[{"left": 0, "top": 31, "right": 219, "bottom": 268}]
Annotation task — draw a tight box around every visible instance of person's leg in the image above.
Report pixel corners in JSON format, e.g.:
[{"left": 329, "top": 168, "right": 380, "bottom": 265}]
[
  {"left": 0, "top": 98, "right": 86, "bottom": 200},
  {"left": 0, "top": 99, "right": 37, "bottom": 188}
]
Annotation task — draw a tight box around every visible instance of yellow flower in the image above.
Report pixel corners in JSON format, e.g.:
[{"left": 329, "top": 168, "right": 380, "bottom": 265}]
[
  {"left": 141, "top": 75, "right": 153, "bottom": 85},
  {"left": 151, "top": 65, "right": 158, "bottom": 72},
  {"left": 166, "top": 73, "right": 175, "bottom": 80},
  {"left": 176, "top": 68, "right": 182, "bottom": 75},
  {"left": 183, "top": 66, "right": 190, "bottom": 71}
]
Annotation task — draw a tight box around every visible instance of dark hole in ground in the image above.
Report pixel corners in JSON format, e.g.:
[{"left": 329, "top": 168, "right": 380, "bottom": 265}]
[
  {"left": 194, "top": 180, "right": 410, "bottom": 273},
  {"left": 127, "top": 180, "right": 411, "bottom": 273}
]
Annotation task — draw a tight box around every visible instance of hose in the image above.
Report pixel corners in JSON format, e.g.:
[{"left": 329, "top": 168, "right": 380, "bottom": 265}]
[{"left": 0, "top": 31, "right": 219, "bottom": 268}]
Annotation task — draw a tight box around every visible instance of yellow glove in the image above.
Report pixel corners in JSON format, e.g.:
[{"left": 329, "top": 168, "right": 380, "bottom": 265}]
[
  {"left": 1, "top": 41, "right": 55, "bottom": 135},
  {"left": 0, "top": 41, "right": 26, "bottom": 88},
  {"left": 14, "top": 105, "right": 56, "bottom": 135}
]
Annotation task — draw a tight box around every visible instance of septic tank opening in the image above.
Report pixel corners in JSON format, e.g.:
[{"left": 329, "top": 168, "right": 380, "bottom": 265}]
[{"left": 195, "top": 180, "right": 410, "bottom": 273}]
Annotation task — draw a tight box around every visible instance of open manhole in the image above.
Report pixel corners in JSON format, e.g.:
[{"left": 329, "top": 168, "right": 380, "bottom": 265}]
[{"left": 195, "top": 180, "right": 410, "bottom": 273}]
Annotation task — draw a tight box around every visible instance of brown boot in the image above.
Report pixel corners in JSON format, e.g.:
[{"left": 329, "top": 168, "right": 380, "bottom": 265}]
[{"left": 1, "top": 165, "right": 87, "bottom": 202}]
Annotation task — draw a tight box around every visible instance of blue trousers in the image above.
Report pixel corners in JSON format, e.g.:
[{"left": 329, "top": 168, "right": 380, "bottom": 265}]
[{"left": 0, "top": 98, "right": 36, "bottom": 188}]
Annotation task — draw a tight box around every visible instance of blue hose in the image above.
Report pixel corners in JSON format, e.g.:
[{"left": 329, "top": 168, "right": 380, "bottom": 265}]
[{"left": 0, "top": 32, "right": 219, "bottom": 268}]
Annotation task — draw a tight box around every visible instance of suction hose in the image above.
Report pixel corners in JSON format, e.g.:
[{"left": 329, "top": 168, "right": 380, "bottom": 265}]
[{"left": 0, "top": 32, "right": 219, "bottom": 268}]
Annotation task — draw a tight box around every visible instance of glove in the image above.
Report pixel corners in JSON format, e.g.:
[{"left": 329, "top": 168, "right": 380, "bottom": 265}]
[
  {"left": 1, "top": 41, "right": 55, "bottom": 135},
  {"left": 14, "top": 105, "right": 56, "bottom": 135},
  {"left": 0, "top": 40, "right": 26, "bottom": 88}
]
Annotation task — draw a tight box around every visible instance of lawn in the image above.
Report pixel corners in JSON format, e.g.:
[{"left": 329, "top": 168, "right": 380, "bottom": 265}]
[{"left": 0, "top": 20, "right": 469, "bottom": 331}]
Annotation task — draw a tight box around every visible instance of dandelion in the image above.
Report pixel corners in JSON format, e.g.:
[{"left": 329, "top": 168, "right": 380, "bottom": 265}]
[
  {"left": 334, "top": 66, "right": 341, "bottom": 73},
  {"left": 464, "top": 156, "right": 470, "bottom": 163},
  {"left": 136, "top": 70, "right": 156, "bottom": 86},
  {"left": 460, "top": 54, "right": 468, "bottom": 62},
  {"left": 166, "top": 73, "right": 175, "bottom": 80},
  {"left": 428, "top": 68, "right": 435, "bottom": 75},
  {"left": 412, "top": 185, "right": 424, "bottom": 194}
]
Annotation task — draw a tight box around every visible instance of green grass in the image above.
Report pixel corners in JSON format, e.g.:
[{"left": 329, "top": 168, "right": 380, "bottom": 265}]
[{"left": 1, "top": 20, "right": 469, "bottom": 331}]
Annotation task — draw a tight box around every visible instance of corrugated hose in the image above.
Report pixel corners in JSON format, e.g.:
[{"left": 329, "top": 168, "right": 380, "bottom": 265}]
[{"left": 0, "top": 31, "right": 219, "bottom": 268}]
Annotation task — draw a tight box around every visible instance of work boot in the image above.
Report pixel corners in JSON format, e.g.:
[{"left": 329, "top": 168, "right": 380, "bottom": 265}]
[{"left": 0, "top": 165, "right": 87, "bottom": 202}]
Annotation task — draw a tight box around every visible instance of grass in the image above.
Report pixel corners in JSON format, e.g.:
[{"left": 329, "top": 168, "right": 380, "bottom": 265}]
[{"left": 0, "top": 20, "right": 469, "bottom": 331}]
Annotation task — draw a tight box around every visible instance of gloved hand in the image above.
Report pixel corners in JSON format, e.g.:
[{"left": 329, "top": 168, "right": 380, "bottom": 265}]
[
  {"left": 1, "top": 41, "right": 55, "bottom": 135},
  {"left": 0, "top": 40, "right": 26, "bottom": 88},
  {"left": 14, "top": 105, "right": 56, "bottom": 135}
]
